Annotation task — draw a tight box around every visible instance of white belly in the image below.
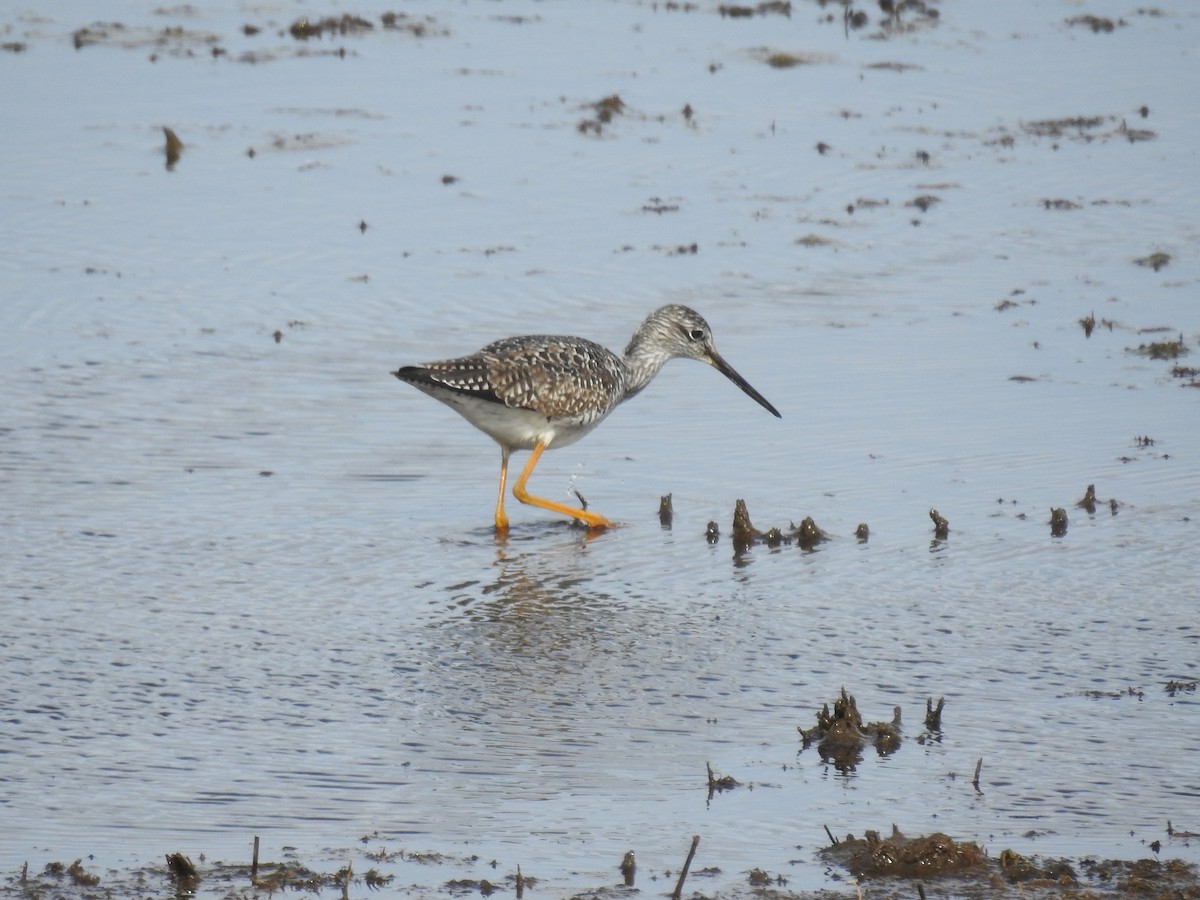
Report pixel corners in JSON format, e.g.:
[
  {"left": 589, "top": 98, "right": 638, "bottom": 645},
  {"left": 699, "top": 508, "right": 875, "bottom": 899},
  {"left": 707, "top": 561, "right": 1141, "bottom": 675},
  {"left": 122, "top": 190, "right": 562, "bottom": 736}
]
[{"left": 427, "top": 390, "right": 603, "bottom": 451}]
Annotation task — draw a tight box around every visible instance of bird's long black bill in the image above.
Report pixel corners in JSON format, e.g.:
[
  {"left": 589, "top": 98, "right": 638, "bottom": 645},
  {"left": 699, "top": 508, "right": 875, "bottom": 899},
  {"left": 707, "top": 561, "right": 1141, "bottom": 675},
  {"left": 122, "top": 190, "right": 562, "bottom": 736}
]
[{"left": 710, "top": 351, "right": 781, "bottom": 418}]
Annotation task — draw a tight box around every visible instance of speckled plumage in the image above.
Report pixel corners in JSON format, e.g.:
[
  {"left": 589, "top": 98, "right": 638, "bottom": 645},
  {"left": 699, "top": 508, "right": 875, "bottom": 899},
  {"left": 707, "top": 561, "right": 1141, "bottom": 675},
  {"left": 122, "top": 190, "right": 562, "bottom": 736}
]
[
  {"left": 431, "top": 334, "right": 626, "bottom": 424},
  {"left": 392, "top": 304, "right": 780, "bottom": 531}
]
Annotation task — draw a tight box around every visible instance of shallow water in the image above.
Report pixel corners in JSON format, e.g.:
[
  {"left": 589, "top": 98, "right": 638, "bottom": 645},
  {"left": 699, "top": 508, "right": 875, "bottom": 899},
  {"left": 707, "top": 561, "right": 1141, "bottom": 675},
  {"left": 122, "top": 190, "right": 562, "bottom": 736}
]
[{"left": 2, "top": 0, "right": 1199, "bottom": 895}]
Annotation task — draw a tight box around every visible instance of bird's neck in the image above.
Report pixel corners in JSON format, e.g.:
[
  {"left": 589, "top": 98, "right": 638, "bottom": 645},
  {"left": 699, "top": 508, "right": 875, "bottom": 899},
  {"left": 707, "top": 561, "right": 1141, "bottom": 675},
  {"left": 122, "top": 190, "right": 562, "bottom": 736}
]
[{"left": 621, "top": 331, "right": 673, "bottom": 400}]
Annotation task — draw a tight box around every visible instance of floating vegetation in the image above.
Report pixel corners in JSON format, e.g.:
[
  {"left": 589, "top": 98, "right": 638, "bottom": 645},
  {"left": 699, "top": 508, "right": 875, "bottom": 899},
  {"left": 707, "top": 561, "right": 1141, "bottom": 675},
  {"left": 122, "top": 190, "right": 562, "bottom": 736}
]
[
  {"left": 658, "top": 493, "right": 673, "bottom": 528},
  {"left": 363, "top": 868, "right": 394, "bottom": 889},
  {"left": 798, "top": 688, "right": 907, "bottom": 772},
  {"left": 994, "top": 293, "right": 1034, "bottom": 312},
  {"left": 1135, "top": 251, "right": 1171, "bottom": 271},
  {"left": 706, "top": 761, "right": 741, "bottom": 794},
  {"left": 1118, "top": 120, "right": 1156, "bottom": 142},
  {"left": 289, "top": 14, "right": 373, "bottom": 39},
  {"left": 380, "top": 11, "right": 444, "bottom": 37},
  {"left": 642, "top": 197, "right": 680, "bottom": 214},
  {"left": 72, "top": 21, "right": 220, "bottom": 53},
  {"left": 620, "top": 851, "right": 636, "bottom": 886},
  {"left": 1170, "top": 365, "right": 1200, "bottom": 387},
  {"left": 795, "top": 233, "right": 836, "bottom": 247},
  {"left": 1023, "top": 115, "right": 1107, "bottom": 137},
  {"left": 729, "top": 499, "right": 832, "bottom": 552},
  {"left": 758, "top": 49, "right": 830, "bottom": 68},
  {"left": 865, "top": 60, "right": 924, "bottom": 72},
  {"left": 1073, "top": 685, "right": 1144, "bottom": 700},
  {"left": 1129, "top": 334, "right": 1188, "bottom": 359},
  {"left": 66, "top": 859, "right": 100, "bottom": 887},
  {"left": 824, "top": 826, "right": 985, "bottom": 878},
  {"left": 718, "top": 1, "right": 791, "bottom": 17},
  {"left": 577, "top": 93, "right": 625, "bottom": 135},
  {"left": 163, "top": 126, "right": 183, "bottom": 171},
  {"left": 1066, "top": 14, "right": 1123, "bottom": 33}
]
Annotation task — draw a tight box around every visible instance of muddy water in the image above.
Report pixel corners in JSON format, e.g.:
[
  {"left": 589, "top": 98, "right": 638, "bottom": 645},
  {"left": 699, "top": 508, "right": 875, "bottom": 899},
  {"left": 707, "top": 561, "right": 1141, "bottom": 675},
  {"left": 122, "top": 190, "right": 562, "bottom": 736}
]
[{"left": 2, "top": 0, "right": 1198, "bottom": 896}]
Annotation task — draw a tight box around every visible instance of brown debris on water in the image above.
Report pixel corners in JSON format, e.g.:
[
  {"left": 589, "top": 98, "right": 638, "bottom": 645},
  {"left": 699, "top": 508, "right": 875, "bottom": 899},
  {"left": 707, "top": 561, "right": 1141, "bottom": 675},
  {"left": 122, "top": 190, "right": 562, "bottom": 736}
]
[
  {"left": 252, "top": 860, "right": 338, "bottom": 893},
  {"left": 163, "top": 126, "right": 183, "bottom": 170},
  {"left": 1165, "top": 681, "right": 1198, "bottom": 698},
  {"left": 1066, "top": 14, "right": 1123, "bottom": 33},
  {"left": 1135, "top": 251, "right": 1171, "bottom": 271},
  {"left": 799, "top": 688, "right": 902, "bottom": 772},
  {"left": 658, "top": 493, "right": 673, "bottom": 528},
  {"left": 718, "top": 1, "right": 791, "bottom": 17},
  {"left": 1079, "top": 311, "right": 1096, "bottom": 337},
  {"left": 762, "top": 525, "right": 787, "bottom": 547},
  {"left": 166, "top": 852, "right": 200, "bottom": 892},
  {"left": 706, "top": 761, "right": 741, "bottom": 795},
  {"left": 289, "top": 14, "right": 373, "bottom": 40},
  {"left": 72, "top": 20, "right": 220, "bottom": 55},
  {"left": 67, "top": 859, "right": 101, "bottom": 887},
  {"left": 364, "top": 868, "right": 395, "bottom": 889},
  {"left": 906, "top": 194, "right": 940, "bottom": 213},
  {"left": 998, "top": 847, "right": 1079, "bottom": 884},
  {"left": 642, "top": 196, "right": 680, "bottom": 214},
  {"left": 929, "top": 508, "right": 949, "bottom": 538},
  {"left": 577, "top": 94, "right": 625, "bottom": 135},
  {"left": 379, "top": 11, "right": 443, "bottom": 37},
  {"left": 1023, "top": 115, "right": 1106, "bottom": 138},
  {"left": 1170, "top": 365, "right": 1200, "bottom": 387},
  {"left": 729, "top": 500, "right": 831, "bottom": 552},
  {"left": 1076, "top": 482, "right": 1122, "bottom": 515},
  {"left": 731, "top": 498, "right": 761, "bottom": 549},
  {"left": 924, "top": 696, "right": 945, "bottom": 731},
  {"left": 17, "top": 838, "right": 1200, "bottom": 898},
  {"left": 1077, "top": 857, "right": 1200, "bottom": 896},
  {"left": 793, "top": 515, "right": 828, "bottom": 550},
  {"left": 1130, "top": 333, "right": 1188, "bottom": 360},
  {"left": 704, "top": 520, "right": 720, "bottom": 543},
  {"left": 619, "top": 850, "right": 636, "bottom": 886},
  {"left": 825, "top": 826, "right": 986, "bottom": 879}
]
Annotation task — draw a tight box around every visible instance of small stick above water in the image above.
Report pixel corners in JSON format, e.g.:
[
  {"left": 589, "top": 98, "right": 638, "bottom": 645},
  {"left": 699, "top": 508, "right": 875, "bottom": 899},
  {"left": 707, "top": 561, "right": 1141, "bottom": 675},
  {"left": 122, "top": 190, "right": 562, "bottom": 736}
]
[{"left": 671, "top": 835, "right": 700, "bottom": 900}]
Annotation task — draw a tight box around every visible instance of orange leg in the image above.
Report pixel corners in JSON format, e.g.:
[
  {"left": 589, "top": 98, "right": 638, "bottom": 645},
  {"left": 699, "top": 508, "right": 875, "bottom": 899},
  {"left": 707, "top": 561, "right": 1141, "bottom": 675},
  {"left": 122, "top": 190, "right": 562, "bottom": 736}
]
[
  {"left": 512, "top": 442, "right": 614, "bottom": 529},
  {"left": 494, "top": 448, "right": 510, "bottom": 533}
]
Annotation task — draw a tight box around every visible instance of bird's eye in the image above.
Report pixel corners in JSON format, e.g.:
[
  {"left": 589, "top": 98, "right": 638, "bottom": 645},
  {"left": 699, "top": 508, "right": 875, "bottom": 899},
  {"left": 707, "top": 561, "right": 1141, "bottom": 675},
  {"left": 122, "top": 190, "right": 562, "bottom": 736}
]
[{"left": 688, "top": 328, "right": 705, "bottom": 341}]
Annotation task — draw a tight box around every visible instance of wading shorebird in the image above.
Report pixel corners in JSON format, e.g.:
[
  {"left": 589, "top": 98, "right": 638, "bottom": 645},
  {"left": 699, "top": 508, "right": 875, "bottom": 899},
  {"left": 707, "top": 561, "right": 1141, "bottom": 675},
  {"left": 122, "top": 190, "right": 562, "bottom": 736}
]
[{"left": 392, "top": 304, "right": 781, "bottom": 532}]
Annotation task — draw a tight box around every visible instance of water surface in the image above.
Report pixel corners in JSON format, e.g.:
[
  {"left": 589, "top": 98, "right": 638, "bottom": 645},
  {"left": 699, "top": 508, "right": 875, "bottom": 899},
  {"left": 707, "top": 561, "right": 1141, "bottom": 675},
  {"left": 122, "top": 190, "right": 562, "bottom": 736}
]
[{"left": 2, "top": 0, "right": 1198, "bottom": 895}]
